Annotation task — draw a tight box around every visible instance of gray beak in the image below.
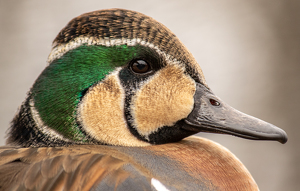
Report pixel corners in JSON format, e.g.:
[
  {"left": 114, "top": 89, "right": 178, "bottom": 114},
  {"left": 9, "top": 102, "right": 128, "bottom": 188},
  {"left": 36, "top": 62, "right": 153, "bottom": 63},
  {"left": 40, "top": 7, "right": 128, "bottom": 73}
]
[{"left": 183, "top": 83, "right": 288, "bottom": 144}]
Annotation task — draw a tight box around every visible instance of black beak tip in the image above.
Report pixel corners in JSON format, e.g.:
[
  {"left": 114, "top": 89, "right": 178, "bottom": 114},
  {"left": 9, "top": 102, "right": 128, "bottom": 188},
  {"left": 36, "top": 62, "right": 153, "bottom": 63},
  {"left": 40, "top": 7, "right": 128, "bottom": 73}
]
[{"left": 278, "top": 130, "right": 288, "bottom": 144}]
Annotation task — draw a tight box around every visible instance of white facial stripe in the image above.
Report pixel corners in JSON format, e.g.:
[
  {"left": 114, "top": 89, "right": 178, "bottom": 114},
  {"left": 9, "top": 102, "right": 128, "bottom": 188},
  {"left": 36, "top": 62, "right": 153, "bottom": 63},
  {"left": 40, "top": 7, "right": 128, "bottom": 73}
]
[
  {"left": 29, "top": 98, "right": 73, "bottom": 143},
  {"left": 48, "top": 36, "right": 181, "bottom": 66},
  {"left": 151, "top": 178, "right": 170, "bottom": 191}
]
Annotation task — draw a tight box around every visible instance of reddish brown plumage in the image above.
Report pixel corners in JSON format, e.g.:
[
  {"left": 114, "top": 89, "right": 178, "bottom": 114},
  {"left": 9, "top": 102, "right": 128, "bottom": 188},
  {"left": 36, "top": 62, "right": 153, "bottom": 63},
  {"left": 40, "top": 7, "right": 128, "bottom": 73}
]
[
  {"left": 0, "top": 137, "right": 258, "bottom": 190},
  {"left": 146, "top": 137, "right": 258, "bottom": 190}
]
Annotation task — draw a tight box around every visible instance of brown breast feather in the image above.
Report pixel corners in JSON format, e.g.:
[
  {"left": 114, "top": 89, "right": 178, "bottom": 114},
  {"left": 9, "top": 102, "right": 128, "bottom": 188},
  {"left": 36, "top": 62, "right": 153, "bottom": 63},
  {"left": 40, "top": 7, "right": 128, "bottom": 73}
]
[{"left": 0, "top": 137, "right": 258, "bottom": 191}]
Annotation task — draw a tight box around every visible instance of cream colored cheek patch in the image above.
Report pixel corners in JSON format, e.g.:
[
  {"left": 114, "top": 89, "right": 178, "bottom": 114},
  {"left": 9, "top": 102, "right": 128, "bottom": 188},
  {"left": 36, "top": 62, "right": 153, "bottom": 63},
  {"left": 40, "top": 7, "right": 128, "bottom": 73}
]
[
  {"left": 132, "top": 64, "right": 196, "bottom": 137},
  {"left": 78, "top": 72, "right": 149, "bottom": 147}
]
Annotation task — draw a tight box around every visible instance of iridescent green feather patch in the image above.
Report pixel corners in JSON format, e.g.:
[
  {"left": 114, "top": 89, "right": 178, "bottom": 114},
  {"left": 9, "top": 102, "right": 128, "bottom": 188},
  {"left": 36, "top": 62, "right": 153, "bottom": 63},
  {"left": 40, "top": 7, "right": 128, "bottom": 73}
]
[{"left": 32, "top": 44, "right": 140, "bottom": 141}]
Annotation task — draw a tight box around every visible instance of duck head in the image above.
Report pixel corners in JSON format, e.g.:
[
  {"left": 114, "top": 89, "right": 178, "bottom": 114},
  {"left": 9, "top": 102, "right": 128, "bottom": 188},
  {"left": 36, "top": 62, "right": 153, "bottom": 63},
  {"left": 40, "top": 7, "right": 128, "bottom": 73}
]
[{"left": 7, "top": 9, "right": 287, "bottom": 147}]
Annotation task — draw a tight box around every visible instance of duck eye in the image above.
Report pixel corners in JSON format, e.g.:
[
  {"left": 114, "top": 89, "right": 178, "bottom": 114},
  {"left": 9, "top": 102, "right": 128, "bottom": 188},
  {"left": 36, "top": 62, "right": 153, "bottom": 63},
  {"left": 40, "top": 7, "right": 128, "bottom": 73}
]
[
  {"left": 210, "top": 99, "right": 220, "bottom": 106},
  {"left": 131, "top": 60, "right": 150, "bottom": 73}
]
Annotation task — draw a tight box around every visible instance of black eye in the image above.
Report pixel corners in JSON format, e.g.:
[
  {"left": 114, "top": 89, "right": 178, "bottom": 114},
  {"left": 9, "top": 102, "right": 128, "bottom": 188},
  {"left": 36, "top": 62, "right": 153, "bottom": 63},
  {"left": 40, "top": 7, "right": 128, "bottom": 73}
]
[
  {"left": 131, "top": 60, "right": 150, "bottom": 73},
  {"left": 210, "top": 99, "right": 220, "bottom": 106}
]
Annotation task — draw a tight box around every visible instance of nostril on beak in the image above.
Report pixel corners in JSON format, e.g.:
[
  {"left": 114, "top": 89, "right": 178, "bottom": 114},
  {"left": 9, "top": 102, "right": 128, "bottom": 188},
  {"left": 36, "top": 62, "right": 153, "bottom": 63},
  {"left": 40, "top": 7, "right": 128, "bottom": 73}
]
[{"left": 209, "top": 99, "right": 220, "bottom": 106}]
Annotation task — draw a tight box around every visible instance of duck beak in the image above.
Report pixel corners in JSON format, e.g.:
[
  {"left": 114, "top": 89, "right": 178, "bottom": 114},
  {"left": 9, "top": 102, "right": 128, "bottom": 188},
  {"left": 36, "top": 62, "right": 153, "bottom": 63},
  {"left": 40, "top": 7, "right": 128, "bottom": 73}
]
[{"left": 183, "top": 83, "right": 288, "bottom": 144}]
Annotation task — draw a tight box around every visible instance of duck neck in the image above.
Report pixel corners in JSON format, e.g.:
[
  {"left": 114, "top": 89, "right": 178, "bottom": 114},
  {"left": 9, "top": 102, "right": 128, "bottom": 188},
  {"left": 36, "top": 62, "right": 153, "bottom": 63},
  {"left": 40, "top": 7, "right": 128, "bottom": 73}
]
[{"left": 6, "top": 94, "right": 75, "bottom": 147}]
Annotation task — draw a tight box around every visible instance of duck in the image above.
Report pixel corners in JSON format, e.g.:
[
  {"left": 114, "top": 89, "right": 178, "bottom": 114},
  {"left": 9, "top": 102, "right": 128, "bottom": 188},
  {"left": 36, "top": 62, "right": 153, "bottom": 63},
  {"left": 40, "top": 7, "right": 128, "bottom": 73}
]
[{"left": 0, "top": 8, "right": 287, "bottom": 191}]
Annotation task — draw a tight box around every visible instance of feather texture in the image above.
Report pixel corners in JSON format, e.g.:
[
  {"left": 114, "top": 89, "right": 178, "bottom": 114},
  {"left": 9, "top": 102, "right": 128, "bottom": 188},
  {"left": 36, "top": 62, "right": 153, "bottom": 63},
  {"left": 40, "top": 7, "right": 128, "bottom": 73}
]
[{"left": 0, "top": 137, "right": 258, "bottom": 191}]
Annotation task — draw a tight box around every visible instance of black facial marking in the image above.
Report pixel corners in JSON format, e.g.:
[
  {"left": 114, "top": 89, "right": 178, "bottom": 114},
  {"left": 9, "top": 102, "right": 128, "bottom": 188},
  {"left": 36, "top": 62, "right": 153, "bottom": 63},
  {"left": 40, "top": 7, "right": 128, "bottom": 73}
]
[
  {"left": 120, "top": 45, "right": 164, "bottom": 83},
  {"left": 117, "top": 45, "right": 166, "bottom": 142},
  {"left": 147, "top": 120, "right": 196, "bottom": 144},
  {"left": 123, "top": 90, "right": 149, "bottom": 142},
  {"left": 7, "top": 93, "right": 70, "bottom": 147},
  {"left": 119, "top": 67, "right": 155, "bottom": 143},
  {"left": 79, "top": 87, "right": 90, "bottom": 101},
  {"left": 7, "top": 91, "right": 103, "bottom": 147},
  {"left": 117, "top": 45, "right": 199, "bottom": 144}
]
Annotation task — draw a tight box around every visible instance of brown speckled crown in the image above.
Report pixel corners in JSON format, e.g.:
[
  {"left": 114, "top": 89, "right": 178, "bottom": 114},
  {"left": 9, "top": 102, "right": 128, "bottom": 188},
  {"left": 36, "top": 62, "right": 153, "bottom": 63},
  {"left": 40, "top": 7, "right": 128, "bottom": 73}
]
[{"left": 53, "top": 8, "right": 207, "bottom": 86}]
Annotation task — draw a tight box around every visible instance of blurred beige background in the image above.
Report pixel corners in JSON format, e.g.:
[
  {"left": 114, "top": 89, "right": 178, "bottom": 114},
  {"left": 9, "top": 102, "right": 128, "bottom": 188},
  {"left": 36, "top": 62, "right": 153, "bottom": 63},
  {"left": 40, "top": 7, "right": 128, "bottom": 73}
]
[{"left": 0, "top": 0, "right": 299, "bottom": 190}]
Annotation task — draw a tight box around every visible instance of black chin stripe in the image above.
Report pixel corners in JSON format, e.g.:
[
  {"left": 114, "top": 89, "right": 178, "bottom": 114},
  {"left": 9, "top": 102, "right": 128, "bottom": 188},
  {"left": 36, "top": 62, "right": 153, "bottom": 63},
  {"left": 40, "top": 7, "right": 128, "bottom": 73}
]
[
  {"left": 147, "top": 120, "right": 196, "bottom": 144},
  {"left": 119, "top": 67, "right": 196, "bottom": 144},
  {"left": 118, "top": 69, "right": 149, "bottom": 143},
  {"left": 123, "top": 86, "right": 149, "bottom": 143}
]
